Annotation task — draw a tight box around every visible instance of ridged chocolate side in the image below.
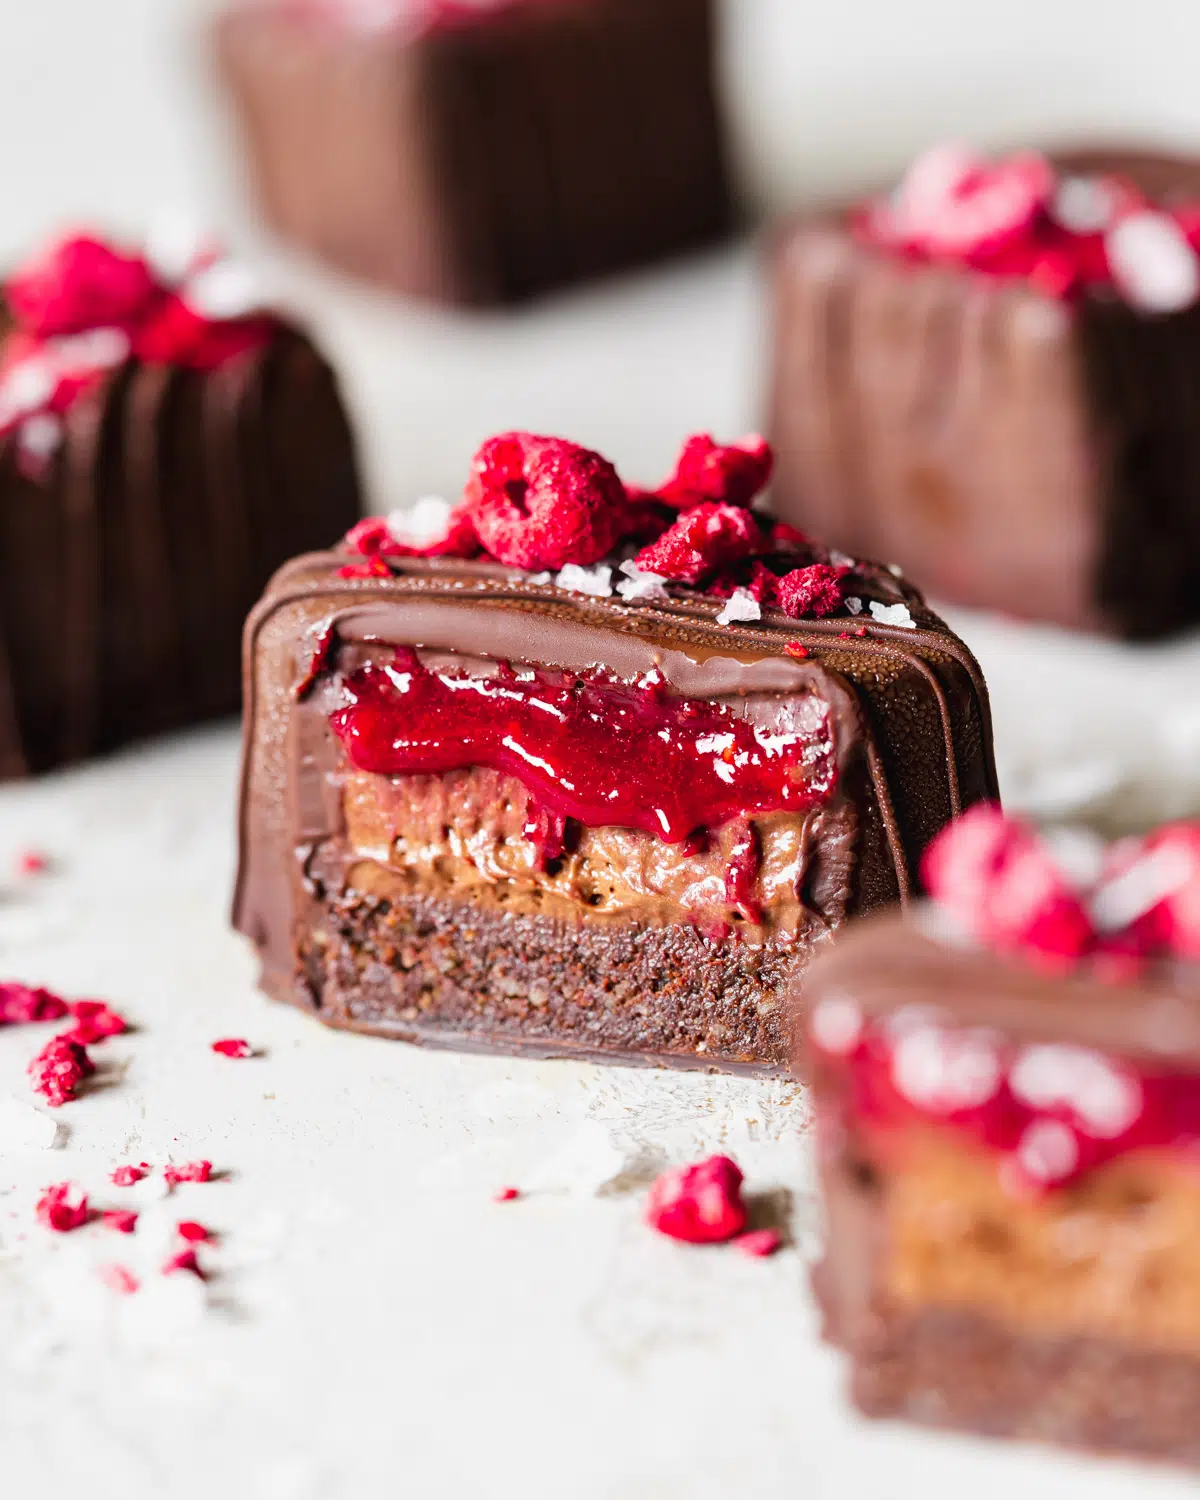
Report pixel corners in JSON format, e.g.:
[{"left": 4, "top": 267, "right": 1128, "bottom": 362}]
[
  {"left": 233, "top": 555, "right": 996, "bottom": 1070},
  {"left": 767, "top": 148, "right": 1200, "bottom": 639},
  {"left": 0, "top": 328, "right": 361, "bottom": 777}
]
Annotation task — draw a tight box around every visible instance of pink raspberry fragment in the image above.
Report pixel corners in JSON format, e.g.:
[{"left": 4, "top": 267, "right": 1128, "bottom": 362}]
[
  {"left": 177, "top": 1221, "right": 212, "bottom": 1243},
  {"left": 15, "top": 850, "right": 48, "bottom": 876},
  {"left": 644, "top": 1155, "right": 748, "bottom": 1245},
  {"left": 886, "top": 144, "right": 1055, "bottom": 262},
  {"left": 131, "top": 294, "right": 272, "bottom": 370},
  {"left": 633, "top": 503, "right": 764, "bottom": 587},
  {"left": 28, "top": 1035, "right": 94, "bottom": 1107},
  {"left": 102, "top": 1209, "right": 138, "bottom": 1235},
  {"left": 36, "top": 1182, "right": 90, "bottom": 1232},
  {"left": 7, "top": 234, "right": 156, "bottom": 337},
  {"left": 111, "top": 1164, "right": 148, "bottom": 1187},
  {"left": 0, "top": 982, "right": 68, "bottom": 1025},
  {"left": 164, "top": 1160, "right": 213, "bottom": 1187},
  {"left": 776, "top": 564, "right": 845, "bottom": 619},
  {"left": 211, "top": 1037, "right": 254, "bottom": 1059},
  {"left": 162, "top": 1248, "right": 204, "bottom": 1278},
  {"left": 493, "top": 1187, "right": 520, "bottom": 1204},
  {"left": 62, "top": 1000, "right": 128, "bottom": 1045},
  {"left": 736, "top": 1228, "right": 783, "bottom": 1258},
  {"left": 99, "top": 1264, "right": 140, "bottom": 1296},
  {"left": 464, "top": 432, "right": 629, "bottom": 570},
  {"left": 655, "top": 434, "right": 774, "bottom": 510},
  {"left": 344, "top": 506, "right": 479, "bottom": 562}
]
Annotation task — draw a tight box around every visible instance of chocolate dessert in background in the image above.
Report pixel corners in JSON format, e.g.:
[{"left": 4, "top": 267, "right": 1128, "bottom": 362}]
[
  {"left": 768, "top": 145, "right": 1200, "bottom": 638},
  {"left": 234, "top": 430, "right": 995, "bottom": 1074},
  {"left": 0, "top": 231, "right": 361, "bottom": 779},
  {"left": 798, "top": 806, "right": 1200, "bottom": 1466},
  {"left": 213, "top": 0, "right": 734, "bottom": 305}
]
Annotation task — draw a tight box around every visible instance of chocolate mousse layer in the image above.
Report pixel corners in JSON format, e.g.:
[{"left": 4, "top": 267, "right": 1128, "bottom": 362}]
[{"left": 234, "top": 554, "right": 995, "bottom": 1073}]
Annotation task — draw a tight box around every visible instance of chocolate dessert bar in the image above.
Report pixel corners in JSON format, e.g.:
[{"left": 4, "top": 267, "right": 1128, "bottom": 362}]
[
  {"left": 800, "top": 806, "right": 1200, "bottom": 1465},
  {"left": 768, "top": 145, "right": 1200, "bottom": 637},
  {"left": 213, "top": 0, "right": 734, "bottom": 305},
  {"left": 0, "top": 231, "right": 360, "bottom": 777},
  {"left": 234, "top": 430, "right": 995, "bottom": 1073}
]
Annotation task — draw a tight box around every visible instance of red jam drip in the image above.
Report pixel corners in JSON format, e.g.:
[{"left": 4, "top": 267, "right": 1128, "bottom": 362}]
[
  {"left": 330, "top": 648, "right": 836, "bottom": 845},
  {"left": 826, "top": 1016, "right": 1200, "bottom": 1192}
]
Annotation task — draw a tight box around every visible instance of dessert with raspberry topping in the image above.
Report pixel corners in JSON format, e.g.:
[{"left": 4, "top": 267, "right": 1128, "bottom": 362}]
[
  {"left": 0, "top": 229, "right": 360, "bottom": 777},
  {"left": 233, "top": 431, "right": 995, "bottom": 1073},
  {"left": 768, "top": 145, "right": 1200, "bottom": 637},
  {"left": 800, "top": 806, "right": 1200, "bottom": 1464},
  {"left": 212, "top": 0, "right": 733, "bottom": 304}
]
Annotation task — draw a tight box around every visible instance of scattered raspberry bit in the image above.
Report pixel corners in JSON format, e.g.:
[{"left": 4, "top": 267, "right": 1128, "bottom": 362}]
[
  {"left": 0, "top": 982, "right": 68, "bottom": 1025},
  {"left": 36, "top": 1182, "right": 90, "bottom": 1232},
  {"left": 162, "top": 1248, "right": 204, "bottom": 1278},
  {"left": 644, "top": 1155, "right": 747, "bottom": 1245},
  {"left": 62, "top": 1000, "right": 128, "bottom": 1045},
  {"left": 99, "top": 1264, "right": 140, "bottom": 1296},
  {"left": 336, "top": 558, "right": 392, "bottom": 581},
  {"left": 164, "top": 1160, "right": 213, "bottom": 1187},
  {"left": 343, "top": 504, "right": 478, "bottom": 562},
  {"left": 776, "top": 564, "right": 845, "bottom": 620},
  {"left": 655, "top": 434, "right": 774, "bottom": 510},
  {"left": 883, "top": 144, "right": 1055, "bottom": 262},
  {"left": 784, "top": 641, "right": 810, "bottom": 660},
  {"left": 211, "top": 1037, "right": 254, "bottom": 1059},
  {"left": 176, "top": 1221, "right": 212, "bottom": 1242},
  {"left": 132, "top": 294, "right": 273, "bottom": 370},
  {"left": 633, "top": 502, "right": 764, "bottom": 587},
  {"left": 101, "top": 1209, "right": 138, "bottom": 1235},
  {"left": 111, "top": 1164, "right": 148, "bottom": 1187},
  {"left": 7, "top": 234, "right": 156, "bottom": 338},
  {"left": 15, "top": 850, "right": 48, "bottom": 876},
  {"left": 28, "top": 1035, "right": 94, "bottom": 1107},
  {"left": 492, "top": 1187, "right": 520, "bottom": 1203},
  {"left": 736, "top": 1228, "right": 783, "bottom": 1258},
  {"left": 464, "top": 432, "right": 630, "bottom": 570}
]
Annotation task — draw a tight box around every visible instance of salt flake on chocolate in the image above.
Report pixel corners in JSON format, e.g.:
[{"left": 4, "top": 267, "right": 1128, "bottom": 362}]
[
  {"left": 1052, "top": 176, "right": 1118, "bottom": 235},
  {"left": 386, "top": 495, "right": 453, "bottom": 548},
  {"left": 1009, "top": 1044, "right": 1142, "bottom": 1139},
  {"left": 1016, "top": 1118, "right": 1079, "bottom": 1185},
  {"left": 616, "top": 560, "right": 668, "bottom": 601},
  {"left": 716, "top": 588, "right": 761, "bottom": 626},
  {"left": 183, "top": 259, "right": 264, "bottom": 321},
  {"left": 1106, "top": 211, "right": 1200, "bottom": 313},
  {"left": 554, "top": 563, "right": 614, "bottom": 598},
  {"left": 844, "top": 597, "right": 864, "bottom": 616},
  {"left": 891, "top": 1024, "right": 1001, "bottom": 1113},
  {"left": 869, "top": 601, "right": 916, "bottom": 629}
]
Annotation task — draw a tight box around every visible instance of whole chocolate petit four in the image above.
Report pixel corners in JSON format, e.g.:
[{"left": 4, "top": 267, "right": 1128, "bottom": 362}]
[
  {"left": 768, "top": 145, "right": 1200, "bottom": 637},
  {"left": 233, "top": 431, "right": 995, "bottom": 1073},
  {"left": 213, "top": 0, "right": 734, "bottom": 305},
  {"left": 800, "top": 805, "right": 1200, "bottom": 1465},
  {"left": 0, "top": 230, "right": 361, "bottom": 778}
]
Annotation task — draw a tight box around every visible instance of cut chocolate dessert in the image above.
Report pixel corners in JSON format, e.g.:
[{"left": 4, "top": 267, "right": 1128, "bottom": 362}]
[
  {"left": 0, "top": 230, "right": 361, "bottom": 777},
  {"left": 213, "top": 0, "right": 734, "bottom": 305},
  {"left": 768, "top": 144, "right": 1200, "bottom": 637},
  {"left": 799, "top": 806, "right": 1200, "bottom": 1465},
  {"left": 234, "top": 430, "right": 995, "bottom": 1073}
]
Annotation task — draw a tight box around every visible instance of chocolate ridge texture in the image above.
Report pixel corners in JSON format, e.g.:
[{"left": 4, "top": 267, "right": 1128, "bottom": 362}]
[{"left": 233, "top": 553, "right": 996, "bottom": 1073}]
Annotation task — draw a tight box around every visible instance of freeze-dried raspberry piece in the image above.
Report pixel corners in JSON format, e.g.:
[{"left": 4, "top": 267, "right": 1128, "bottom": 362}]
[
  {"left": 102, "top": 1209, "right": 138, "bottom": 1234},
  {"left": 99, "top": 1264, "right": 140, "bottom": 1295},
  {"left": 884, "top": 145, "right": 1055, "bottom": 263},
  {"left": 132, "top": 294, "right": 273, "bottom": 370},
  {"left": 707, "top": 560, "right": 779, "bottom": 604},
  {"left": 776, "top": 564, "right": 845, "bottom": 619},
  {"left": 736, "top": 1228, "right": 783, "bottom": 1258},
  {"left": 1091, "top": 823, "right": 1200, "bottom": 961},
  {"left": 633, "top": 503, "right": 764, "bottom": 587},
  {"left": 162, "top": 1248, "right": 204, "bottom": 1278},
  {"left": 177, "top": 1221, "right": 212, "bottom": 1242},
  {"left": 336, "top": 558, "right": 392, "bottom": 581},
  {"left": 164, "top": 1160, "right": 213, "bottom": 1186},
  {"left": 0, "top": 982, "right": 69, "bottom": 1025},
  {"left": 343, "top": 506, "right": 479, "bottom": 561},
  {"left": 15, "top": 850, "right": 48, "bottom": 876},
  {"left": 464, "top": 432, "right": 628, "bottom": 570},
  {"left": 655, "top": 434, "right": 774, "bottom": 510},
  {"left": 36, "top": 1182, "right": 90, "bottom": 1232},
  {"left": 493, "top": 1187, "right": 520, "bottom": 1203},
  {"left": 7, "top": 234, "right": 156, "bottom": 338},
  {"left": 62, "top": 1000, "right": 128, "bottom": 1045},
  {"left": 211, "top": 1037, "right": 254, "bottom": 1058},
  {"left": 922, "top": 804, "right": 1094, "bottom": 967},
  {"left": 644, "top": 1154, "right": 747, "bottom": 1245},
  {"left": 28, "top": 1035, "right": 94, "bottom": 1107},
  {"left": 111, "top": 1164, "right": 148, "bottom": 1187},
  {"left": 343, "top": 517, "right": 398, "bottom": 558}
]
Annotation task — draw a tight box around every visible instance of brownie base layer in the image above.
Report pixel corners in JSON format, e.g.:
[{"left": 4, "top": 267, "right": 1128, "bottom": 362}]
[
  {"left": 824, "top": 1297, "right": 1200, "bottom": 1468},
  {"left": 285, "top": 884, "right": 809, "bottom": 1073}
]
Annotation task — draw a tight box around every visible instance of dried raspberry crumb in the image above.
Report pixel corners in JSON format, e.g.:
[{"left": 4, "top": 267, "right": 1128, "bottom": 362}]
[
  {"left": 28, "top": 1035, "right": 94, "bottom": 1107},
  {"left": 0, "top": 982, "right": 69, "bottom": 1025},
  {"left": 211, "top": 1038, "right": 254, "bottom": 1059},
  {"left": 464, "top": 432, "right": 629, "bottom": 570},
  {"left": 784, "top": 642, "right": 810, "bottom": 660},
  {"left": 336, "top": 558, "right": 392, "bottom": 581},
  {"left": 162, "top": 1248, "right": 204, "bottom": 1278},
  {"left": 655, "top": 434, "right": 774, "bottom": 510},
  {"left": 101, "top": 1209, "right": 138, "bottom": 1235},
  {"left": 15, "top": 850, "right": 48, "bottom": 876},
  {"left": 633, "top": 502, "right": 765, "bottom": 587},
  {"left": 36, "top": 1182, "right": 90, "bottom": 1232},
  {"left": 7, "top": 234, "right": 156, "bottom": 338},
  {"left": 99, "top": 1264, "right": 140, "bottom": 1296},
  {"left": 644, "top": 1155, "right": 747, "bottom": 1245},
  {"left": 776, "top": 564, "right": 845, "bottom": 619},
  {"left": 111, "top": 1165, "right": 147, "bottom": 1187},
  {"left": 176, "top": 1221, "right": 212, "bottom": 1242},
  {"left": 493, "top": 1187, "right": 520, "bottom": 1203},
  {"left": 164, "top": 1160, "right": 213, "bottom": 1187},
  {"left": 736, "top": 1228, "right": 783, "bottom": 1258},
  {"left": 62, "top": 1000, "right": 128, "bottom": 1045}
]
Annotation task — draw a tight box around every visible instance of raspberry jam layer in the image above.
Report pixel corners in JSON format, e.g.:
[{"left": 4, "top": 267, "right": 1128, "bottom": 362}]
[
  {"left": 812, "top": 1003, "right": 1200, "bottom": 1193},
  {"left": 330, "top": 648, "right": 837, "bottom": 849}
]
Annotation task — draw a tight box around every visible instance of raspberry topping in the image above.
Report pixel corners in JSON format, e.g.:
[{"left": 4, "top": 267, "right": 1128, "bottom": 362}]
[
  {"left": 15, "top": 850, "right": 49, "bottom": 876},
  {"left": 493, "top": 1187, "right": 520, "bottom": 1203},
  {"left": 36, "top": 1182, "right": 90, "bottom": 1232},
  {"left": 632, "top": 502, "right": 764, "bottom": 587},
  {"left": 177, "top": 1221, "right": 213, "bottom": 1242},
  {"left": 28, "top": 1035, "right": 94, "bottom": 1107},
  {"left": 211, "top": 1037, "right": 254, "bottom": 1059},
  {"left": 736, "top": 1228, "right": 783, "bottom": 1258},
  {"left": 7, "top": 235, "right": 156, "bottom": 339},
  {"left": 101, "top": 1209, "right": 138, "bottom": 1234},
  {"left": 164, "top": 1160, "right": 213, "bottom": 1186},
  {"left": 0, "top": 982, "right": 69, "bottom": 1025},
  {"left": 162, "top": 1248, "right": 204, "bottom": 1278},
  {"left": 61, "top": 1000, "right": 128, "bottom": 1045},
  {"left": 464, "top": 432, "right": 630, "bottom": 570},
  {"left": 776, "top": 564, "right": 846, "bottom": 620},
  {"left": 654, "top": 433, "right": 774, "bottom": 510},
  {"left": 111, "top": 1164, "right": 148, "bottom": 1187},
  {"left": 644, "top": 1155, "right": 747, "bottom": 1244}
]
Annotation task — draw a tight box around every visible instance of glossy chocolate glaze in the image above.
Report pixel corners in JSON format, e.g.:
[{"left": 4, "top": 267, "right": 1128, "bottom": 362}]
[
  {"left": 767, "top": 148, "right": 1200, "bottom": 639},
  {"left": 0, "top": 327, "right": 361, "bottom": 777},
  {"left": 233, "top": 552, "right": 996, "bottom": 1069}
]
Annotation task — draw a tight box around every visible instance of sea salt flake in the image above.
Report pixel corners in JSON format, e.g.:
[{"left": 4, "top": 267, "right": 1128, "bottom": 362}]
[
  {"left": 869, "top": 601, "right": 916, "bottom": 629},
  {"left": 809, "top": 996, "right": 863, "bottom": 1056},
  {"left": 1016, "top": 1118, "right": 1079, "bottom": 1184},
  {"left": 891, "top": 1025, "right": 1001, "bottom": 1113},
  {"left": 526, "top": 1121, "right": 639, "bottom": 1197},
  {"left": 716, "top": 588, "right": 762, "bottom": 626},
  {"left": 526, "top": 571, "right": 552, "bottom": 585},
  {"left": 1009, "top": 1044, "right": 1142, "bottom": 1139},
  {"left": 386, "top": 495, "right": 452, "bottom": 548},
  {"left": 0, "top": 1094, "right": 59, "bottom": 1150},
  {"left": 1089, "top": 843, "right": 1195, "bottom": 933},
  {"left": 844, "top": 596, "right": 864, "bottom": 616},
  {"left": 1052, "top": 176, "right": 1117, "bottom": 234},
  {"left": 616, "top": 560, "right": 668, "bottom": 601},
  {"left": 16, "top": 414, "right": 64, "bottom": 465},
  {"left": 184, "top": 258, "right": 264, "bottom": 321},
  {"left": 144, "top": 211, "right": 216, "bottom": 286},
  {"left": 554, "top": 563, "right": 613, "bottom": 598},
  {"left": 1107, "top": 211, "right": 1200, "bottom": 313}
]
